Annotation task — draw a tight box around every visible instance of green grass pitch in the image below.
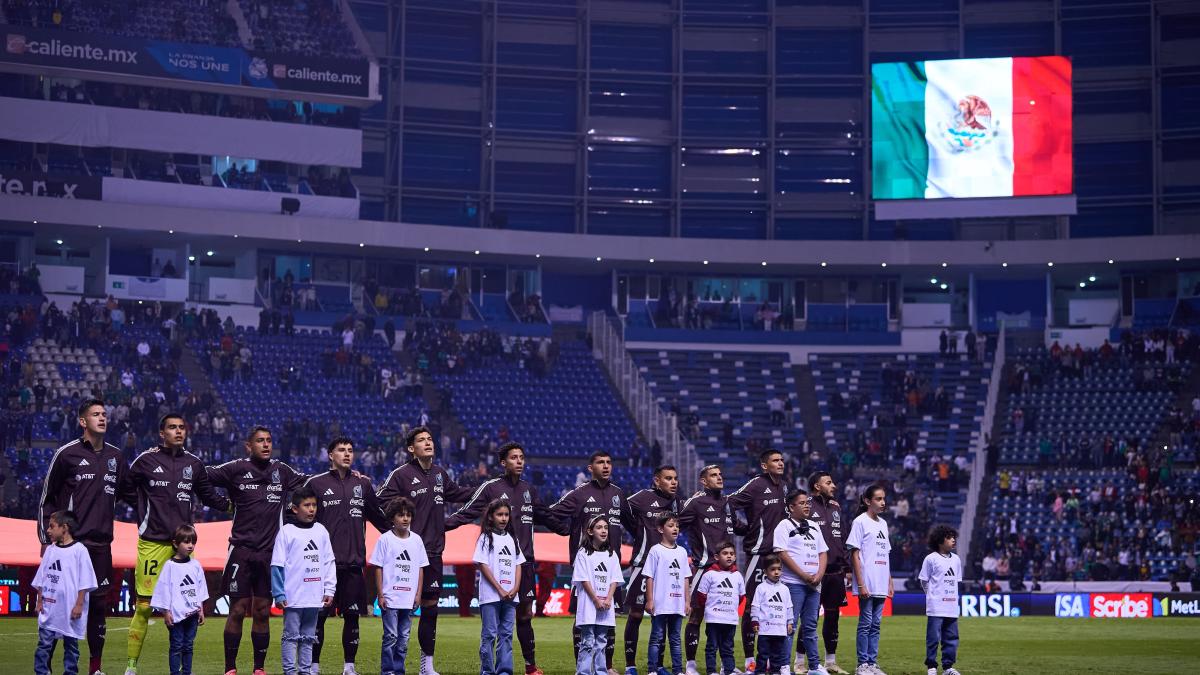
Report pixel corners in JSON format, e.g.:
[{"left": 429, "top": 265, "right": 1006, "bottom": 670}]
[{"left": 1, "top": 615, "right": 1196, "bottom": 674}]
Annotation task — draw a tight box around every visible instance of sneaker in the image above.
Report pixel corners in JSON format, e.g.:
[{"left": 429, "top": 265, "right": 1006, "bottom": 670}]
[
  {"left": 943, "top": 669, "right": 961, "bottom": 675},
  {"left": 343, "top": 666, "right": 359, "bottom": 675},
  {"left": 927, "top": 669, "right": 937, "bottom": 675},
  {"left": 781, "top": 667, "right": 791, "bottom": 675},
  {"left": 744, "top": 658, "right": 756, "bottom": 673},
  {"left": 810, "top": 667, "right": 830, "bottom": 675},
  {"left": 854, "top": 666, "right": 874, "bottom": 675},
  {"left": 870, "top": 665, "right": 887, "bottom": 675},
  {"left": 825, "top": 662, "right": 849, "bottom": 675},
  {"left": 526, "top": 667, "right": 545, "bottom": 675},
  {"left": 253, "top": 670, "right": 267, "bottom": 675},
  {"left": 687, "top": 662, "right": 702, "bottom": 675}
]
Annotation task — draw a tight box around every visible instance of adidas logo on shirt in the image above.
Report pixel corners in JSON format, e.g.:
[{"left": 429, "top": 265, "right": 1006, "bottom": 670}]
[
  {"left": 304, "top": 540, "right": 319, "bottom": 552},
  {"left": 944, "top": 568, "right": 956, "bottom": 577},
  {"left": 323, "top": 488, "right": 334, "bottom": 496},
  {"left": 596, "top": 562, "right": 608, "bottom": 572},
  {"left": 243, "top": 472, "right": 254, "bottom": 479},
  {"left": 79, "top": 459, "right": 89, "bottom": 466},
  {"left": 411, "top": 477, "right": 421, "bottom": 485},
  {"left": 154, "top": 466, "right": 165, "bottom": 474},
  {"left": 718, "top": 578, "right": 733, "bottom": 589},
  {"left": 876, "top": 531, "right": 887, "bottom": 540},
  {"left": 706, "top": 505, "right": 715, "bottom": 512},
  {"left": 500, "top": 546, "right": 513, "bottom": 556},
  {"left": 181, "top": 575, "right": 195, "bottom": 587},
  {"left": 49, "top": 560, "right": 62, "bottom": 571},
  {"left": 762, "top": 488, "right": 772, "bottom": 494},
  {"left": 651, "top": 500, "right": 660, "bottom": 508},
  {"left": 669, "top": 560, "right": 680, "bottom": 569},
  {"left": 586, "top": 496, "right": 596, "bottom": 503},
  {"left": 399, "top": 550, "right": 412, "bottom": 561},
  {"left": 500, "top": 493, "right": 509, "bottom": 500},
  {"left": 769, "top": 592, "right": 783, "bottom": 603}
]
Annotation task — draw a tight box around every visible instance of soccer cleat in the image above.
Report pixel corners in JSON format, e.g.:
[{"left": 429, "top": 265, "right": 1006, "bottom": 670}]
[
  {"left": 943, "top": 669, "right": 961, "bottom": 675},
  {"left": 869, "top": 665, "right": 886, "bottom": 675},
  {"left": 744, "top": 658, "right": 756, "bottom": 673},
  {"left": 686, "top": 661, "right": 702, "bottom": 675},
  {"left": 420, "top": 655, "right": 441, "bottom": 675},
  {"left": 781, "top": 666, "right": 792, "bottom": 675},
  {"left": 224, "top": 670, "right": 237, "bottom": 675},
  {"left": 253, "top": 669, "right": 267, "bottom": 675},
  {"left": 526, "top": 666, "right": 545, "bottom": 675},
  {"left": 625, "top": 668, "right": 640, "bottom": 675},
  {"left": 311, "top": 664, "right": 320, "bottom": 675},
  {"left": 343, "top": 666, "right": 359, "bottom": 675},
  {"left": 825, "top": 662, "right": 849, "bottom": 675}
]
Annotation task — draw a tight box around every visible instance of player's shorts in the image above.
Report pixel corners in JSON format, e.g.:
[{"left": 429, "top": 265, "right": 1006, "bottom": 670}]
[
  {"left": 820, "top": 570, "right": 848, "bottom": 609},
  {"left": 222, "top": 545, "right": 271, "bottom": 599},
  {"left": 743, "top": 552, "right": 771, "bottom": 595},
  {"left": 322, "top": 565, "right": 368, "bottom": 616},
  {"left": 135, "top": 539, "right": 175, "bottom": 598},
  {"left": 623, "top": 565, "right": 650, "bottom": 612},
  {"left": 84, "top": 543, "right": 112, "bottom": 599},
  {"left": 518, "top": 562, "right": 536, "bottom": 605},
  {"left": 689, "top": 565, "right": 711, "bottom": 605},
  {"left": 421, "top": 555, "right": 443, "bottom": 601}
]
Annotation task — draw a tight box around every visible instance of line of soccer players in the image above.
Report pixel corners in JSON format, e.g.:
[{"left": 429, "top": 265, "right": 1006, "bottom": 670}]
[{"left": 38, "top": 399, "right": 860, "bottom": 675}]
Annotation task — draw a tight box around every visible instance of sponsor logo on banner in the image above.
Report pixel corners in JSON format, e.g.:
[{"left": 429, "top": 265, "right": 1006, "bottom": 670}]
[
  {"left": 960, "top": 594, "right": 1020, "bottom": 617},
  {"left": 1055, "top": 593, "right": 1089, "bottom": 618},
  {"left": 1090, "top": 593, "right": 1152, "bottom": 618},
  {"left": 1153, "top": 594, "right": 1200, "bottom": 617},
  {"left": 0, "top": 172, "right": 102, "bottom": 200}
]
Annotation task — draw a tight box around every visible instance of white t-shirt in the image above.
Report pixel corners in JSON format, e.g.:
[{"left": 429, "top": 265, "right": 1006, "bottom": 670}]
[
  {"left": 644, "top": 542, "right": 690, "bottom": 616},
  {"left": 694, "top": 568, "right": 745, "bottom": 625},
  {"left": 749, "top": 579, "right": 792, "bottom": 636},
  {"left": 473, "top": 531, "right": 526, "bottom": 604},
  {"left": 33, "top": 542, "right": 97, "bottom": 639},
  {"left": 918, "top": 552, "right": 962, "bottom": 618},
  {"left": 150, "top": 557, "right": 209, "bottom": 623},
  {"left": 271, "top": 522, "right": 337, "bottom": 608},
  {"left": 772, "top": 517, "right": 828, "bottom": 586},
  {"left": 572, "top": 548, "right": 623, "bottom": 627},
  {"left": 369, "top": 530, "right": 430, "bottom": 610},
  {"left": 846, "top": 513, "right": 891, "bottom": 597}
]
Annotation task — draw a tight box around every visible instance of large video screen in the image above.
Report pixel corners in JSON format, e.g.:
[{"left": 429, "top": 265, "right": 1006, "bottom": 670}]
[{"left": 872, "top": 56, "right": 1072, "bottom": 201}]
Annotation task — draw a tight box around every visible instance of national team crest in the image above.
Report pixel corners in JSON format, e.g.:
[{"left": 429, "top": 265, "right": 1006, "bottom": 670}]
[
  {"left": 523, "top": 490, "right": 531, "bottom": 503},
  {"left": 612, "top": 495, "right": 619, "bottom": 508},
  {"left": 937, "top": 95, "right": 999, "bottom": 153},
  {"left": 832, "top": 510, "right": 841, "bottom": 524},
  {"left": 353, "top": 484, "right": 363, "bottom": 498},
  {"left": 436, "top": 473, "right": 443, "bottom": 485},
  {"left": 183, "top": 466, "right": 193, "bottom": 480},
  {"left": 271, "top": 469, "right": 281, "bottom": 484},
  {"left": 107, "top": 458, "right": 117, "bottom": 472}
]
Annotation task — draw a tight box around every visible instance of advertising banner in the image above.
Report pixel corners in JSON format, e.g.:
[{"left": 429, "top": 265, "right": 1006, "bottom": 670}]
[
  {"left": 2, "top": 24, "right": 371, "bottom": 99},
  {"left": 0, "top": 171, "right": 101, "bottom": 200}
]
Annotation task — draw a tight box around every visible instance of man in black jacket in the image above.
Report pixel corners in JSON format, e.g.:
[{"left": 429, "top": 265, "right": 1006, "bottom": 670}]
[
  {"left": 622, "top": 465, "right": 680, "bottom": 675},
  {"left": 304, "top": 437, "right": 389, "bottom": 675},
  {"left": 446, "top": 441, "right": 557, "bottom": 675},
  {"left": 678, "top": 464, "right": 735, "bottom": 675},
  {"left": 808, "top": 471, "right": 851, "bottom": 674}
]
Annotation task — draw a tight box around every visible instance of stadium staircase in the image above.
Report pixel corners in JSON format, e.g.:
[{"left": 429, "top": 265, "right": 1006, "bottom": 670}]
[
  {"left": 178, "top": 343, "right": 222, "bottom": 405},
  {"left": 792, "top": 362, "right": 829, "bottom": 455},
  {"left": 226, "top": 0, "right": 255, "bottom": 47}
]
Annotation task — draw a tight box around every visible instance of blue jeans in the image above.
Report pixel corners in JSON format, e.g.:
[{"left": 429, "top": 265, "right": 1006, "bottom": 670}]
[
  {"left": 756, "top": 635, "right": 787, "bottom": 675},
  {"left": 33, "top": 627, "right": 79, "bottom": 675},
  {"left": 381, "top": 608, "right": 413, "bottom": 675},
  {"left": 168, "top": 614, "right": 200, "bottom": 675},
  {"left": 576, "top": 624, "right": 609, "bottom": 675},
  {"left": 647, "top": 613, "right": 683, "bottom": 674},
  {"left": 856, "top": 597, "right": 886, "bottom": 666},
  {"left": 924, "top": 616, "right": 959, "bottom": 668},
  {"left": 786, "top": 583, "right": 822, "bottom": 670},
  {"left": 704, "top": 623, "right": 736, "bottom": 675},
  {"left": 479, "top": 600, "right": 516, "bottom": 675},
  {"left": 282, "top": 607, "right": 320, "bottom": 675}
]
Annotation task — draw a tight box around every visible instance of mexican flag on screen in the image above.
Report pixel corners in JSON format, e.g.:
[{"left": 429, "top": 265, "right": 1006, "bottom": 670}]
[{"left": 872, "top": 56, "right": 1072, "bottom": 200}]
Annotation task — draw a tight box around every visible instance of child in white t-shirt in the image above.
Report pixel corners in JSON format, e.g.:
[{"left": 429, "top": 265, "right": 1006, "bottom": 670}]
[
  {"left": 150, "top": 525, "right": 209, "bottom": 675},
  {"left": 33, "top": 510, "right": 97, "bottom": 675},
  {"left": 918, "top": 525, "right": 963, "bottom": 675},
  {"left": 369, "top": 496, "right": 429, "bottom": 675},
  {"left": 847, "top": 485, "right": 893, "bottom": 675},
  {"left": 693, "top": 541, "right": 745, "bottom": 675},
  {"left": 474, "top": 499, "right": 526, "bottom": 675},
  {"left": 645, "top": 512, "right": 691, "bottom": 675},
  {"left": 750, "top": 555, "right": 793, "bottom": 675},
  {"left": 572, "top": 514, "right": 623, "bottom": 675},
  {"left": 271, "top": 486, "right": 337, "bottom": 675}
]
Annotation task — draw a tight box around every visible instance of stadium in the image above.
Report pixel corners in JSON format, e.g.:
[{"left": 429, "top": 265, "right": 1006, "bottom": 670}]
[{"left": 0, "top": 0, "right": 1198, "bottom": 673}]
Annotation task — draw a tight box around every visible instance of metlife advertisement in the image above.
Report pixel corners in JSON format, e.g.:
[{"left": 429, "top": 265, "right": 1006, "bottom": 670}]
[{"left": 1, "top": 24, "right": 371, "bottom": 99}]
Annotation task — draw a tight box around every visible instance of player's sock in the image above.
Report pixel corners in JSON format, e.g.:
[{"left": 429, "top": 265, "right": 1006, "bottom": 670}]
[
  {"left": 251, "top": 630, "right": 270, "bottom": 670},
  {"left": 417, "top": 605, "right": 438, "bottom": 656},
  {"left": 90, "top": 655, "right": 102, "bottom": 675},
  {"left": 343, "top": 614, "right": 360, "bottom": 663},
  {"left": 314, "top": 613, "right": 327, "bottom": 664},
  {"left": 223, "top": 629, "right": 241, "bottom": 672},
  {"left": 740, "top": 615, "right": 756, "bottom": 663},
  {"left": 126, "top": 599, "right": 152, "bottom": 664},
  {"left": 623, "top": 614, "right": 642, "bottom": 667},
  {"left": 605, "top": 626, "right": 616, "bottom": 670},
  {"left": 822, "top": 612, "right": 839, "bottom": 658},
  {"left": 516, "top": 617, "right": 535, "bottom": 666},
  {"left": 684, "top": 622, "right": 700, "bottom": 661},
  {"left": 87, "top": 598, "right": 107, "bottom": 669}
]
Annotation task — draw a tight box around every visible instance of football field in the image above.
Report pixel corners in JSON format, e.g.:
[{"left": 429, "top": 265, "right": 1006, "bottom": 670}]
[{"left": 0, "top": 615, "right": 1195, "bottom": 674}]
